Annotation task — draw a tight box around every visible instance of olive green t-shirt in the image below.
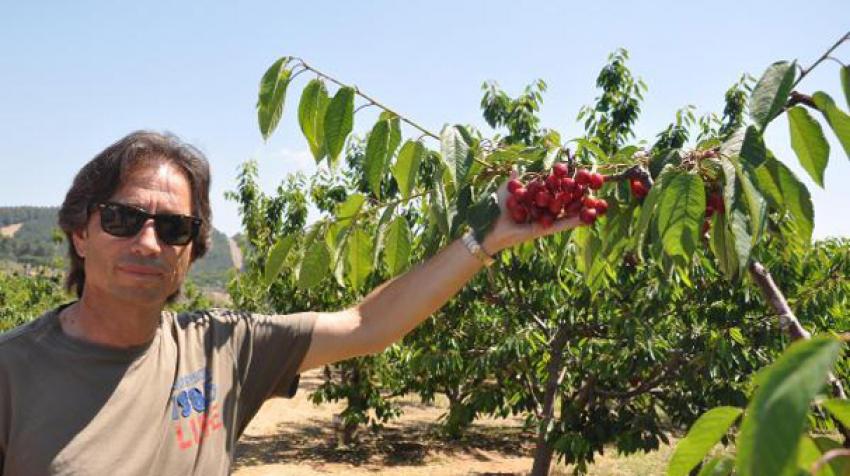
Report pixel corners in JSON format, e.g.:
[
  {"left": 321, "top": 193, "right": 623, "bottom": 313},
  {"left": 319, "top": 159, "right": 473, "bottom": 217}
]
[{"left": 0, "top": 303, "right": 316, "bottom": 475}]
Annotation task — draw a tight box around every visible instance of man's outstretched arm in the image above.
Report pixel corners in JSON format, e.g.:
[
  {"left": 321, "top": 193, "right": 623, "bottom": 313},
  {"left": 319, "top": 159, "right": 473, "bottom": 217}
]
[{"left": 297, "top": 176, "right": 583, "bottom": 373}]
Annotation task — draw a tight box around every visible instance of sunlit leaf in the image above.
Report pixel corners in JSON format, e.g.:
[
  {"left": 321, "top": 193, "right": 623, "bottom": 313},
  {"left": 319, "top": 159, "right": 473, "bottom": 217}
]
[
  {"left": 264, "top": 234, "right": 295, "bottom": 286},
  {"left": 297, "top": 239, "right": 331, "bottom": 290},
  {"left": 298, "top": 79, "right": 330, "bottom": 162},
  {"left": 324, "top": 86, "right": 355, "bottom": 168},
  {"left": 736, "top": 336, "right": 843, "bottom": 476},
  {"left": 365, "top": 119, "right": 391, "bottom": 197},
  {"left": 667, "top": 406, "right": 742, "bottom": 476},
  {"left": 383, "top": 216, "right": 411, "bottom": 277},
  {"left": 813, "top": 91, "right": 850, "bottom": 160},
  {"left": 346, "top": 227, "right": 373, "bottom": 290},
  {"left": 749, "top": 61, "right": 796, "bottom": 130},
  {"left": 257, "top": 57, "right": 293, "bottom": 140},
  {"left": 656, "top": 172, "right": 705, "bottom": 260},
  {"left": 393, "top": 140, "right": 425, "bottom": 199},
  {"left": 788, "top": 106, "right": 829, "bottom": 187}
]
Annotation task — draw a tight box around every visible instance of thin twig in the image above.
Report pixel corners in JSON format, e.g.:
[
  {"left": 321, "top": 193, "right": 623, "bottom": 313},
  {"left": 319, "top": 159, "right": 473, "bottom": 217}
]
[
  {"left": 292, "top": 58, "right": 440, "bottom": 140},
  {"left": 792, "top": 31, "right": 850, "bottom": 89}
]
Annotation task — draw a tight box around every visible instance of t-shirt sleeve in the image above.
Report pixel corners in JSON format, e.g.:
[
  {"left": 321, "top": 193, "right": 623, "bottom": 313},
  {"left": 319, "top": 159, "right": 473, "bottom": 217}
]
[{"left": 225, "top": 311, "right": 316, "bottom": 434}]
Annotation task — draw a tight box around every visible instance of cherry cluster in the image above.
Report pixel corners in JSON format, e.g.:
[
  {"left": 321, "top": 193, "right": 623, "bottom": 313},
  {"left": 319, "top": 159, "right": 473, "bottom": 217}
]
[
  {"left": 702, "top": 192, "right": 725, "bottom": 235},
  {"left": 505, "top": 163, "right": 608, "bottom": 227}
]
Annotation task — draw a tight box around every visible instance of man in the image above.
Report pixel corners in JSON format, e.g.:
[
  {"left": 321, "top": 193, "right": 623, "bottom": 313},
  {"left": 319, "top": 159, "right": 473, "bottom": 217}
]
[{"left": 0, "top": 131, "right": 580, "bottom": 475}]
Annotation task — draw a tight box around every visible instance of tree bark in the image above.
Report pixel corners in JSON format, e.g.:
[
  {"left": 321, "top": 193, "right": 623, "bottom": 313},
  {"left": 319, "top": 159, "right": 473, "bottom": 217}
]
[{"left": 530, "top": 326, "right": 570, "bottom": 476}]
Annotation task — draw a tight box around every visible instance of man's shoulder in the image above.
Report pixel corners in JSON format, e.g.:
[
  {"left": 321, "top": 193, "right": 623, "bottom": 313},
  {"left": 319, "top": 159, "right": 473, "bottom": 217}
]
[
  {"left": 0, "top": 306, "right": 62, "bottom": 356},
  {"left": 172, "top": 308, "right": 259, "bottom": 329}
]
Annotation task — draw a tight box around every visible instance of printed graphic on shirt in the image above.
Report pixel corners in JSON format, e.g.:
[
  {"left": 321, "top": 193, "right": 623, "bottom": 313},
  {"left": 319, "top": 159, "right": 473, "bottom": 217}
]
[{"left": 171, "top": 368, "right": 223, "bottom": 450}]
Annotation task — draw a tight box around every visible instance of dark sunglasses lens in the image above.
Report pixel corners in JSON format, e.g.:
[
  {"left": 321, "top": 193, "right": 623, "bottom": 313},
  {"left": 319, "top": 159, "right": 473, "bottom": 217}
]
[
  {"left": 100, "top": 203, "right": 145, "bottom": 237},
  {"left": 155, "top": 215, "right": 197, "bottom": 245}
]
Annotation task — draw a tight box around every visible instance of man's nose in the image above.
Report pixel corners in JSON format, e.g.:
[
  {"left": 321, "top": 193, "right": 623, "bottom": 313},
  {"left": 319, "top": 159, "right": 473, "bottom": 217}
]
[{"left": 131, "top": 219, "right": 162, "bottom": 255}]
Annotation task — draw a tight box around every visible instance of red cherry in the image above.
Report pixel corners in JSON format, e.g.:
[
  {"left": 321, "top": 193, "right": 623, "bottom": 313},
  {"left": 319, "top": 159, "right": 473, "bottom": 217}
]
[
  {"left": 560, "top": 177, "right": 577, "bottom": 192},
  {"left": 507, "top": 195, "right": 520, "bottom": 211},
  {"left": 709, "top": 193, "right": 725, "bottom": 214},
  {"left": 535, "top": 190, "right": 553, "bottom": 208},
  {"left": 575, "top": 169, "right": 592, "bottom": 186},
  {"left": 630, "top": 179, "right": 648, "bottom": 199},
  {"left": 702, "top": 220, "right": 711, "bottom": 235},
  {"left": 589, "top": 173, "right": 605, "bottom": 190},
  {"left": 579, "top": 207, "right": 598, "bottom": 224},
  {"left": 546, "top": 174, "right": 561, "bottom": 192},
  {"left": 582, "top": 196, "right": 598, "bottom": 209},
  {"left": 553, "top": 162, "right": 569, "bottom": 177},
  {"left": 565, "top": 200, "right": 583, "bottom": 216},
  {"left": 511, "top": 207, "right": 528, "bottom": 224},
  {"left": 514, "top": 187, "right": 528, "bottom": 203},
  {"left": 507, "top": 179, "right": 523, "bottom": 194},
  {"left": 705, "top": 205, "right": 715, "bottom": 218},
  {"left": 548, "top": 198, "right": 564, "bottom": 215},
  {"left": 594, "top": 199, "right": 608, "bottom": 215},
  {"left": 538, "top": 212, "right": 555, "bottom": 228}
]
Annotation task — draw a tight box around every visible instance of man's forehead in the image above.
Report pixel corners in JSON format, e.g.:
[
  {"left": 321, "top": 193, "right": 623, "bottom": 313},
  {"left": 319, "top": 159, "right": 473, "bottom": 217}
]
[{"left": 112, "top": 161, "right": 193, "bottom": 210}]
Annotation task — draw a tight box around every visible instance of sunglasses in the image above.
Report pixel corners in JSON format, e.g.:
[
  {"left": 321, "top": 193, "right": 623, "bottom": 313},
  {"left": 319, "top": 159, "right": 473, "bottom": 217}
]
[{"left": 96, "top": 202, "right": 202, "bottom": 246}]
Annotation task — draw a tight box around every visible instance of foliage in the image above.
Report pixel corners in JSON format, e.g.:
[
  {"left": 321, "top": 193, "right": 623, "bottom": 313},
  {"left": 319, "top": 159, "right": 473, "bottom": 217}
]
[
  {"left": 0, "top": 268, "right": 69, "bottom": 332},
  {"left": 249, "top": 33, "right": 850, "bottom": 474}
]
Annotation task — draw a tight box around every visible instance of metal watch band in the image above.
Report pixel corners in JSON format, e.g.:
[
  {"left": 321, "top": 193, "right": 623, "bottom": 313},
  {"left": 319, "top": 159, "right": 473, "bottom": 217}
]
[{"left": 462, "top": 231, "right": 495, "bottom": 267}]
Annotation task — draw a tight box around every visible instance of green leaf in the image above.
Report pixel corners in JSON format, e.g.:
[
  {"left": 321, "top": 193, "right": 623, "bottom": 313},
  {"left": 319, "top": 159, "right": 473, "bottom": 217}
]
[
  {"left": 257, "top": 57, "right": 293, "bottom": 140},
  {"left": 696, "top": 456, "right": 735, "bottom": 476},
  {"left": 380, "top": 112, "right": 402, "bottom": 160},
  {"left": 630, "top": 166, "right": 672, "bottom": 258},
  {"left": 573, "top": 138, "right": 609, "bottom": 163},
  {"left": 297, "top": 239, "right": 331, "bottom": 290},
  {"left": 736, "top": 336, "right": 843, "bottom": 476},
  {"left": 440, "top": 125, "right": 471, "bottom": 186},
  {"left": 298, "top": 79, "right": 330, "bottom": 163},
  {"left": 393, "top": 140, "right": 425, "bottom": 199},
  {"left": 797, "top": 435, "right": 835, "bottom": 476},
  {"left": 740, "top": 126, "right": 767, "bottom": 168},
  {"left": 467, "top": 192, "right": 501, "bottom": 243},
  {"left": 812, "top": 436, "right": 849, "bottom": 476},
  {"left": 841, "top": 66, "right": 850, "bottom": 111},
  {"left": 336, "top": 193, "right": 366, "bottom": 228},
  {"left": 324, "top": 86, "right": 355, "bottom": 168},
  {"left": 656, "top": 172, "right": 705, "bottom": 260},
  {"left": 346, "top": 227, "right": 373, "bottom": 290},
  {"left": 813, "top": 91, "right": 850, "bottom": 160},
  {"left": 365, "top": 119, "right": 392, "bottom": 197},
  {"left": 788, "top": 106, "right": 830, "bottom": 187},
  {"left": 667, "top": 406, "right": 742, "bottom": 476},
  {"left": 749, "top": 61, "right": 796, "bottom": 131},
  {"left": 821, "top": 399, "right": 850, "bottom": 430},
  {"left": 710, "top": 212, "right": 739, "bottom": 280},
  {"left": 734, "top": 162, "right": 767, "bottom": 248},
  {"left": 263, "top": 234, "right": 295, "bottom": 286},
  {"left": 383, "top": 216, "right": 411, "bottom": 277},
  {"left": 754, "top": 155, "right": 814, "bottom": 247},
  {"left": 728, "top": 210, "right": 753, "bottom": 276}
]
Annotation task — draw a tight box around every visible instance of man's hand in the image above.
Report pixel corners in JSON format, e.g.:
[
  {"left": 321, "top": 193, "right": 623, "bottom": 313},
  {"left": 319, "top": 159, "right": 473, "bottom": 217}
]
[{"left": 482, "top": 169, "right": 584, "bottom": 254}]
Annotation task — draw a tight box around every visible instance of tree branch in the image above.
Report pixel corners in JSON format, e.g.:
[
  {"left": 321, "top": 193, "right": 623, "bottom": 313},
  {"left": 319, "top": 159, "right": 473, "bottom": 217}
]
[
  {"left": 294, "top": 58, "right": 440, "bottom": 140},
  {"left": 792, "top": 31, "right": 850, "bottom": 89}
]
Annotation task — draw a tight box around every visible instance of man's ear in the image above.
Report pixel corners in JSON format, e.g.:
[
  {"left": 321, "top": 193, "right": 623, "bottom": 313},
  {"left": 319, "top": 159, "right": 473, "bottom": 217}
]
[{"left": 71, "top": 227, "right": 88, "bottom": 259}]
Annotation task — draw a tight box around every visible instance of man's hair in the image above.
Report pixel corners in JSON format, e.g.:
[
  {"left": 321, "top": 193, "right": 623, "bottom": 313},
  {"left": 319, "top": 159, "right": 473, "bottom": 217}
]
[{"left": 58, "top": 130, "right": 212, "bottom": 303}]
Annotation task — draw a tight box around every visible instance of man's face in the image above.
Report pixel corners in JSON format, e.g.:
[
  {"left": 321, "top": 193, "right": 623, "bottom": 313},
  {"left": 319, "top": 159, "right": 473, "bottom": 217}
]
[{"left": 72, "top": 161, "right": 195, "bottom": 307}]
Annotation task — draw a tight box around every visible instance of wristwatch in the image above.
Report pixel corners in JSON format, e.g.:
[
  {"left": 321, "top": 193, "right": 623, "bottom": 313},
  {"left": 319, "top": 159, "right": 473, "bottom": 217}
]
[{"left": 462, "top": 231, "right": 496, "bottom": 267}]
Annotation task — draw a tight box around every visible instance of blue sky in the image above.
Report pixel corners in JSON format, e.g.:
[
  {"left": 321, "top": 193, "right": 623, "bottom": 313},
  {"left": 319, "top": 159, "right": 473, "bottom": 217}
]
[{"left": 2, "top": 1, "right": 849, "bottom": 239}]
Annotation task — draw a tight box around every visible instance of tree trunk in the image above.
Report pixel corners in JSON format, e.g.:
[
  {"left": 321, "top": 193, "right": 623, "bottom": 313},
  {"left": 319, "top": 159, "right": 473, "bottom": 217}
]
[{"left": 530, "top": 326, "right": 570, "bottom": 476}]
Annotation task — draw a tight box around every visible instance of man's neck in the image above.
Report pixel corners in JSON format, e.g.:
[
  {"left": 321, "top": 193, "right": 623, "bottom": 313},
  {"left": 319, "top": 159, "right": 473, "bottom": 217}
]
[{"left": 59, "top": 292, "right": 163, "bottom": 349}]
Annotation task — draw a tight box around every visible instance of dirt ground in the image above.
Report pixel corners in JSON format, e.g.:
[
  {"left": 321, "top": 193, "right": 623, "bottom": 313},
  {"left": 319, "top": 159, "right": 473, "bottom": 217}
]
[{"left": 232, "top": 370, "right": 674, "bottom": 475}]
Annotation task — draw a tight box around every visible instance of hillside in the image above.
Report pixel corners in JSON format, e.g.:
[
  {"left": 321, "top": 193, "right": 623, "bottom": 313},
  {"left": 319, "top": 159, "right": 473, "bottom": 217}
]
[{"left": 0, "top": 206, "right": 237, "bottom": 289}]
